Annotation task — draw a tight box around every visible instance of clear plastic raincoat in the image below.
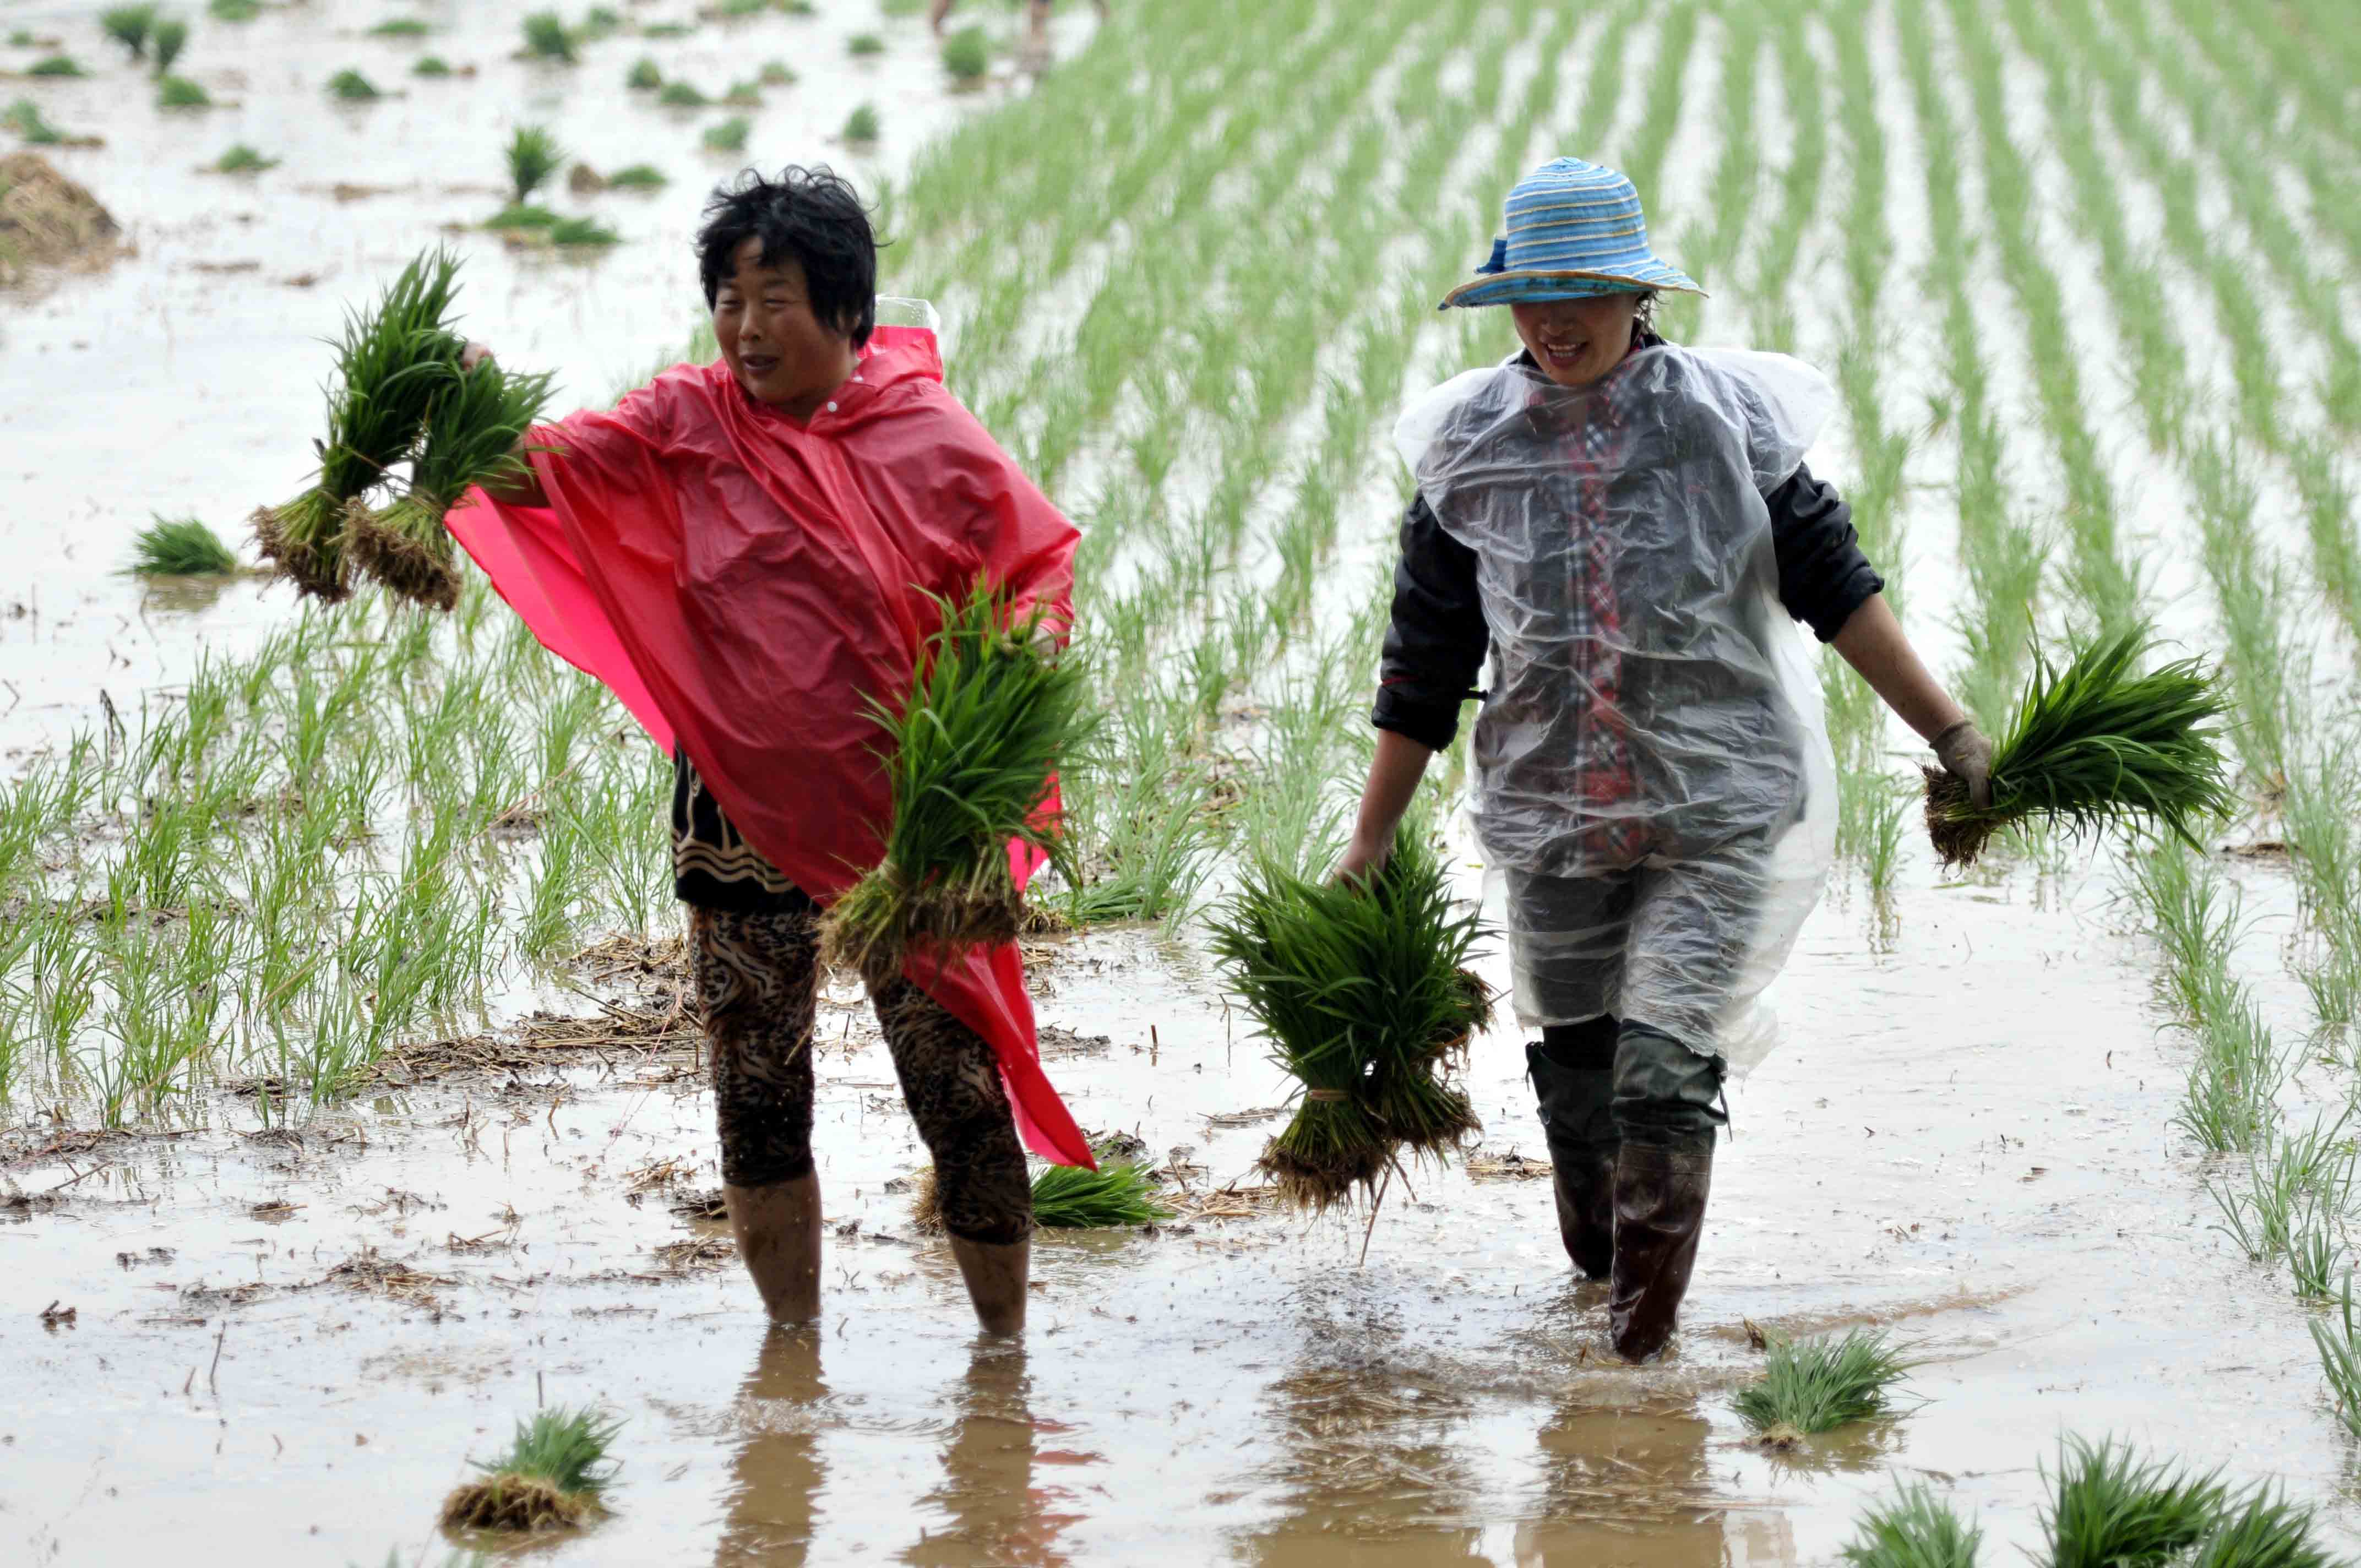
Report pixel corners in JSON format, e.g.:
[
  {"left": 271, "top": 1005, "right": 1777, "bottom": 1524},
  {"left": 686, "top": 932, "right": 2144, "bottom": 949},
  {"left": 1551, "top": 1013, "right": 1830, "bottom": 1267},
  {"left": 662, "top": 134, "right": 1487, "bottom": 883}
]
[{"left": 1393, "top": 345, "right": 1838, "bottom": 1073}]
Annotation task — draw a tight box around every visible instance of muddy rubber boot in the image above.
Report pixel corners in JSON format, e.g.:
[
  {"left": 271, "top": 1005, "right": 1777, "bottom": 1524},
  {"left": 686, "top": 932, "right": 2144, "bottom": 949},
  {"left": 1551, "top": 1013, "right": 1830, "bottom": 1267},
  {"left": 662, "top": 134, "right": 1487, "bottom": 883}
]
[
  {"left": 1526, "top": 1033, "right": 1618, "bottom": 1280},
  {"left": 948, "top": 1234, "right": 1030, "bottom": 1336},
  {"left": 1607, "top": 1137, "right": 1715, "bottom": 1362},
  {"left": 725, "top": 1172, "right": 823, "bottom": 1325}
]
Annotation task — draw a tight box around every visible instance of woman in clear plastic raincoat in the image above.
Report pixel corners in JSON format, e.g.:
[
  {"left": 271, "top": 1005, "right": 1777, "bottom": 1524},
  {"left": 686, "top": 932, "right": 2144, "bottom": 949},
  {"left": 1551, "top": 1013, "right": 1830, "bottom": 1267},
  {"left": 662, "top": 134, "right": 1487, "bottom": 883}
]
[{"left": 1339, "top": 159, "right": 1993, "bottom": 1362}]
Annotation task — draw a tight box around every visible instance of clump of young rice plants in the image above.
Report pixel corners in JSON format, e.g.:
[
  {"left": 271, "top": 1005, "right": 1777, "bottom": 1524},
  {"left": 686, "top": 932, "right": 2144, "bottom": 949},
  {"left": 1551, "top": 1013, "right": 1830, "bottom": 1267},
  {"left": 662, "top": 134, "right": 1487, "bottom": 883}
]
[
  {"left": 412, "top": 56, "right": 451, "bottom": 78},
  {"left": 1733, "top": 1328, "right": 1917, "bottom": 1447},
  {"left": 211, "top": 143, "right": 276, "bottom": 172},
  {"left": 2313, "top": 1275, "right": 2361, "bottom": 1440},
  {"left": 328, "top": 68, "right": 380, "bottom": 100},
  {"left": 1028, "top": 1160, "right": 1172, "bottom": 1228},
  {"left": 1923, "top": 628, "right": 2237, "bottom": 870},
  {"left": 99, "top": 5, "right": 157, "bottom": 59},
  {"left": 942, "top": 25, "right": 988, "bottom": 84},
  {"left": 503, "top": 124, "right": 563, "bottom": 205},
  {"left": 150, "top": 13, "right": 186, "bottom": 70},
  {"left": 252, "top": 248, "right": 465, "bottom": 600},
  {"left": 1839, "top": 1485, "right": 1983, "bottom": 1568},
  {"left": 1209, "top": 823, "right": 1490, "bottom": 1211},
  {"left": 758, "top": 59, "right": 793, "bottom": 86},
  {"left": 209, "top": 0, "right": 258, "bottom": 18},
  {"left": 847, "top": 32, "right": 884, "bottom": 56},
  {"left": 547, "top": 216, "right": 616, "bottom": 247},
  {"left": 440, "top": 1406, "right": 622, "bottom": 1533},
  {"left": 701, "top": 116, "right": 748, "bottom": 153},
  {"left": 28, "top": 54, "right": 83, "bottom": 77},
  {"left": 347, "top": 357, "right": 555, "bottom": 611},
  {"left": 2042, "top": 1438, "right": 2229, "bottom": 1568},
  {"left": 820, "top": 583, "right": 1095, "bottom": 984},
  {"left": 656, "top": 80, "right": 706, "bottom": 107},
  {"left": 604, "top": 164, "right": 665, "bottom": 190},
  {"left": 127, "top": 515, "right": 238, "bottom": 576},
  {"left": 840, "top": 102, "right": 878, "bottom": 145},
  {"left": 520, "top": 12, "right": 578, "bottom": 64},
  {"left": 485, "top": 203, "right": 557, "bottom": 231},
  {"left": 367, "top": 17, "right": 428, "bottom": 37},
  {"left": 624, "top": 56, "right": 659, "bottom": 89},
  {"left": 5, "top": 99, "right": 66, "bottom": 145},
  {"left": 155, "top": 74, "right": 209, "bottom": 108}
]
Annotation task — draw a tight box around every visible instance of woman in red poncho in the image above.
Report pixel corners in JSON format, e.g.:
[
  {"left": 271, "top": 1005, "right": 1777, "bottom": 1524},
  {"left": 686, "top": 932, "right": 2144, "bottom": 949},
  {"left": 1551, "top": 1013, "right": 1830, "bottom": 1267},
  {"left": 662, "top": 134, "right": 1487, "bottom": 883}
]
[{"left": 450, "top": 167, "right": 1084, "bottom": 1336}]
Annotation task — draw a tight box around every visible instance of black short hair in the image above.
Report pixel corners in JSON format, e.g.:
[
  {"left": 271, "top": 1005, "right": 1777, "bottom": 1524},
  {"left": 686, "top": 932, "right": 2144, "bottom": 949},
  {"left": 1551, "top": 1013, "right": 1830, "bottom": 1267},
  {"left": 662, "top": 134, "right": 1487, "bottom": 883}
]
[{"left": 696, "top": 165, "right": 877, "bottom": 346}]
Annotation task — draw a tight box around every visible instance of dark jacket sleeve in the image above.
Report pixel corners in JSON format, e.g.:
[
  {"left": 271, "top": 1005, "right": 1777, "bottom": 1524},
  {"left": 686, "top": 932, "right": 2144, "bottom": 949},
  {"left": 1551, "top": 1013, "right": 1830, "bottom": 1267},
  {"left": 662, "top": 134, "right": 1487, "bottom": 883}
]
[
  {"left": 1767, "top": 461, "right": 1884, "bottom": 642},
  {"left": 1373, "top": 493, "right": 1489, "bottom": 752}
]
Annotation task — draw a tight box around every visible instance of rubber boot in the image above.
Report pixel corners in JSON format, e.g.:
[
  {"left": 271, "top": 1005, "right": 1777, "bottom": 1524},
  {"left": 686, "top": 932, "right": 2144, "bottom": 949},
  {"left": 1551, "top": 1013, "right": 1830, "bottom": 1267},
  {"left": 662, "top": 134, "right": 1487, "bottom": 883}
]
[
  {"left": 948, "top": 1233, "right": 1030, "bottom": 1335},
  {"left": 725, "top": 1173, "right": 824, "bottom": 1324},
  {"left": 1607, "top": 1136, "right": 1715, "bottom": 1362},
  {"left": 1526, "top": 1032, "right": 1618, "bottom": 1280}
]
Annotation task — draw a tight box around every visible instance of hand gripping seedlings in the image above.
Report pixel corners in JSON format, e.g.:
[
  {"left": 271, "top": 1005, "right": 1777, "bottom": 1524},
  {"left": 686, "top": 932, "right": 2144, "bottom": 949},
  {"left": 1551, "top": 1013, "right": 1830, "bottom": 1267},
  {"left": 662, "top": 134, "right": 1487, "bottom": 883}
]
[
  {"left": 346, "top": 356, "right": 555, "bottom": 611},
  {"left": 819, "top": 581, "right": 1096, "bottom": 984},
  {"left": 252, "top": 248, "right": 465, "bottom": 601},
  {"left": 1923, "top": 627, "right": 2238, "bottom": 869},
  {"left": 439, "top": 1404, "right": 622, "bottom": 1533},
  {"left": 1209, "top": 825, "right": 1492, "bottom": 1211}
]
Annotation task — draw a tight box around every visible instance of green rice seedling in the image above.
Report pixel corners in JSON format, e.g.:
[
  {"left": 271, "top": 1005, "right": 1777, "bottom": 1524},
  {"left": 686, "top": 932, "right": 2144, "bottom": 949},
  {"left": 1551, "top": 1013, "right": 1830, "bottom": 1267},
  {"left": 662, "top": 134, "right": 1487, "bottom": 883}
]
[
  {"left": 2313, "top": 1273, "right": 2361, "bottom": 1439},
  {"left": 1208, "top": 823, "right": 1490, "bottom": 1210},
  {"left": 521, "top": 12, "right": 577, "bottom": 64},
  {"left": 721, "top": 78, "right": 761, "bottom": 106},
  {"left": 252, "top": 247, "right": 465, "bottom": 600},
  {"left": 2188, "top": 1487, "right": 2344, "bottom": 1568},
  {"left": 3, "top": 98, "right": 62, "bottom": 145},
  {"left": 1840, "top": 1484, "right": 1983, "bottom": 1568},
  {"left": 548, "top": 216, "right": 617, "bottom": 247},
  {"left": 484, "top": 203, "right": 558, "bottom": 230},
  {"left": 127, "top": 515, "right": 238, "bottom": 576},
  {"left": 1029, "top": 1160, "right": 1173, "bottom": 1227},
  {"left": 655, "top": 80, "right": 706, "bottom": 107},
  {"left": 328, "top": 68, "right": 380, "bottom": 100},
  {"left": 347, "top": 356, "right": 555, "bottom": 609},
  {"left": 642, "top": 22, "right": 693, "bottom": 38},
  {"left": 1924, "top": 628, "right": 2237, "bottom": 870},
  {"left": 2042, "top": 1437, "right": 2229, "bottom": 1568},
  {"left": 847, "top": 32, "right": 885, "bottom": 56},
  {"left": 100, "top": 5, "right": 157, "bottom": 59},
  {"left": 412, "top": 56, "right": 451, "bottom": 77},
  {"left": 2130, "top": 846, "right": 2241, "bottom": 1023},
  {"left": 759, "top": 59, "right": 794, "bottom": 85},
  {"left": 212, "top": 143, "right": 278, "bottom": 172},
  {"left": 582, "top": 7, "right": 622, "bottom": 37},
  {"left": 27, "top": 55, "right": 83, "bottom": 77},
  {"left": 604, "top": 164, "right": 665, "bottom": 189},
  {"left": 2173, "top": 974, "right": 2285, "bottom": 1155},
  {"left": 209, "top": 0, "right": 259, "bottom": 18},
  {"left": 701, "top": 116, "right": 749, "bottom": 152},
  {"left": 503, "top": 124, "right": 563, "bottom": 204},
  {"left": 155, "top": 74, "right": 209, "bottom": 108},
  {"left": 625, "top": 56, "right": 660, "bottom": 89},
  {"left": 369, "top": 18, "right": 428, "bottom": 37},
  {"left": 440, "top": 1406, "right": 622, "bottom": 1532},
  {"left": 2286, "top": 1200, "right": 2345, "bottom": 1303},
  {"left": 151, "top": 14, "right": 187, "bottom": 70},
  {"left": 942, "top": 24, "right": 988, "bottom": 83},
  {"left": 1734, "top": 1329, "right": 1916, "bottom": 1442},
  {"left": 820, "top": 582, "right": 1096, "bottom": 982}
]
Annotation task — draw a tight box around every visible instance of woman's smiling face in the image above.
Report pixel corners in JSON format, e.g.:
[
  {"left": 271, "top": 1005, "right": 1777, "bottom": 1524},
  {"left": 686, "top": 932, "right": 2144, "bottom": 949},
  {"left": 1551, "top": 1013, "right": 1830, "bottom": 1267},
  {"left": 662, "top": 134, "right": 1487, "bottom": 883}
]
[
  {"left": 710, "top": 235, "right": 858, "bottom": 418},
  {"left": 1509, "top": 292, "right": 1644, "bottom": 388}
]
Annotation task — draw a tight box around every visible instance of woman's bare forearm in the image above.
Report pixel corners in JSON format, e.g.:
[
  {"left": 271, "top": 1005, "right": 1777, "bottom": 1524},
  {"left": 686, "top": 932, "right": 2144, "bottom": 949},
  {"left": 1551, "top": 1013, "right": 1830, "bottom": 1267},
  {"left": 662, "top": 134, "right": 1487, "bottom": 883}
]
[
  {"left": 1335, "top": 727, "right": 1437, "bottom": 881},
  {"left": 1830, "top": 592, "right": 1968, "bottom": 741}
]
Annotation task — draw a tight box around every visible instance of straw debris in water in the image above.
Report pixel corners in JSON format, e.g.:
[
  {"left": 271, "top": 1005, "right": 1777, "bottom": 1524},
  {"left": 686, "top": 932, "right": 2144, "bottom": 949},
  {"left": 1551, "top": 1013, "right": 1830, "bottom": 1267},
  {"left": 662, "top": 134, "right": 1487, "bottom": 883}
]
[{"left": 1924, "top": 628, "right": 2237, "bottom": 870}]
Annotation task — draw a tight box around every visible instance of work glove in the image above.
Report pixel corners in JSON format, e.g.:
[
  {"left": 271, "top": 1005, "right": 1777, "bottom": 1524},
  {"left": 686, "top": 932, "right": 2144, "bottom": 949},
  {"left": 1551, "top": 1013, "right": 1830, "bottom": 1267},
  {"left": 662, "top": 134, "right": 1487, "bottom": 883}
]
[{"left": 1931, "top": 720, "right": 1993, "bottom": 809}]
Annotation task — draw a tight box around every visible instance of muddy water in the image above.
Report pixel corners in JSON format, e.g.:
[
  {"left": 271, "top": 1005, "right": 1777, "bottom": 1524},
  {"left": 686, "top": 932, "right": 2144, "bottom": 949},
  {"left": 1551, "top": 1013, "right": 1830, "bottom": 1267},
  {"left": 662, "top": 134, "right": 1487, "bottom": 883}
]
[{"left": 10, "top": 867, "right": 2359, "bottom": 1565}]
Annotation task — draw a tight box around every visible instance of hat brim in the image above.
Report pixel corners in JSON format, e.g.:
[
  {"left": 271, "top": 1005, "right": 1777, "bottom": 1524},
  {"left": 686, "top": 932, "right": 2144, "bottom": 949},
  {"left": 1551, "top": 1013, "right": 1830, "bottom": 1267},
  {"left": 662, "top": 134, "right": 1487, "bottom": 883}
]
[{"left": 1439, "top": 265, "right": 1706, "bottom": 311}]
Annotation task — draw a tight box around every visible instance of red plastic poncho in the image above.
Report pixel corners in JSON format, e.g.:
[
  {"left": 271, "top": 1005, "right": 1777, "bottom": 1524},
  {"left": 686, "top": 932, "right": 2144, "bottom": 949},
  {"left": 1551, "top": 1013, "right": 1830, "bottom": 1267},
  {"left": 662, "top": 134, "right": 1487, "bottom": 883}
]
[{"left": 445, "top": 325, "right": 1092, "bottom": 1168}]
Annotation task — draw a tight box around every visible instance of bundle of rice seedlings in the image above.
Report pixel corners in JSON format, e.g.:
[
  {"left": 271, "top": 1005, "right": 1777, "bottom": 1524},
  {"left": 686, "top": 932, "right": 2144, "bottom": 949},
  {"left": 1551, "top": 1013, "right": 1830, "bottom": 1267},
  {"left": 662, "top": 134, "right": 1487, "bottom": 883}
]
[
  {"left": 212, "top": 143, "right": 276, "bottom": 172},
  {"left": 5, "top": 99, "right": 64, "bottom": 145},
  {"left": 251, "top": 247, "right": 465, "bottom": 601},
  {"left": 702, "top": 116, "right": 749, "bottom": 152},
  {"left": 484, "top": 203, "right": 557, "bottom": 231},
  {"left": 1029, "top": 1160, "right": 1171, "bottom": 1228},
  {"left": 439, "top": 1404, "right": 621, "bottom": 1533},
  {"left": 1732, "top": 1328, "right": 1916, "bottom": 1445},
  {"left": 605, "top": 164, "right": 666, "bottom": 189},
  {"left": 820, "top": 582, "right": 1094, "bottom": 984},
  {"left": 156, "top": 75, "right": 208, "bottom": 108},
  {"left": 100, "top": 5, "right": 157, "bottom": 58},
  {"left": 941, "top": 24, "right": 988, "bottom": 83},
  {"left": 1207, "top": 825, "right": 1491, "bottom": 1211},
  {"left": 2043, "top": 1437, "right": 2229, "bottom": 1568},
  {"left": 127, "top": 515, "right": 238, "bottom": 576},
  {"left": 2190, "top": 1488, "right": 2343, "bottom": 1568},
  {"left": 842, "top": 103, "right": 880, "bottom": 144},
  {"left": 1924, "top": 628, "right": 2238, "bottom": 869},
  {"left": 412, "top": 56, "right": 452, "bottom": 78},
  {"left": 367, "top": 18, "right": 429, "bottom": 37},
  {"left": 328, "top": 68, "right": 380, "bottom": 100},
  {"left": 847, "top": 31, "right": 885, "bottom": 56},
  {"left": 151, "top": 14, "right": 186, "bottom": 72},
  {"left": 209, "top": 0, "right": 259, "bottom": 19},
  {"left": 28, "top": 55, "right": 84, "bottom": 77},
  {"left": 521, "top": 12, "right": 577, "bottom": 63},
  {"left": 1840, "top": 1485, "right": 1982, "bottom": 1568},
  {"left": 347, "top": 356, "right": 553, "bottom": 610},
  {"left": 547, "top": 216, "right": 616, "bottom": 247},
  {"left": 504, "top": 124, "right": 563, "bottom": 204},
  {"left": 625, "top": 57, "right": 660, "bottom": 89},
  {"left": 656, "top": 80, "right": 707, "bottom": 106}
]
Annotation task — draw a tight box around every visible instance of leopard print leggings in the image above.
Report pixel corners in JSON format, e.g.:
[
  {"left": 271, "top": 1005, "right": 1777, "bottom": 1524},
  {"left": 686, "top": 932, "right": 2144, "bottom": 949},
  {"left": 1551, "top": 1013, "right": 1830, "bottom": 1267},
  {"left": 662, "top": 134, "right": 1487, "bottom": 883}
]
[{"left": 689, "top": 905, "right": 1034, "bottom": 1245}]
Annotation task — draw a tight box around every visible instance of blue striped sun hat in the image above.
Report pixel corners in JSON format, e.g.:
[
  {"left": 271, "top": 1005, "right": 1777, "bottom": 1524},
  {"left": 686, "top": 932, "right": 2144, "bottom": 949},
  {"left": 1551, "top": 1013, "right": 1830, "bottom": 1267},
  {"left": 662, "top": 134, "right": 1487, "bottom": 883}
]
[{"left": 1440, "top": 156, "right": 1704, "bottom": 310}]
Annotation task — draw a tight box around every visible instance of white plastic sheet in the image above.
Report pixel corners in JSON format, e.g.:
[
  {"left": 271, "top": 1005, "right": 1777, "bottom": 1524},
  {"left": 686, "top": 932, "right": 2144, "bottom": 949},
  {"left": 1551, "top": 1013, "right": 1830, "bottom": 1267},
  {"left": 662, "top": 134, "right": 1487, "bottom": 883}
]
[{"left": 1395, "top": 346, "right": 1838, "bottom": 1072}]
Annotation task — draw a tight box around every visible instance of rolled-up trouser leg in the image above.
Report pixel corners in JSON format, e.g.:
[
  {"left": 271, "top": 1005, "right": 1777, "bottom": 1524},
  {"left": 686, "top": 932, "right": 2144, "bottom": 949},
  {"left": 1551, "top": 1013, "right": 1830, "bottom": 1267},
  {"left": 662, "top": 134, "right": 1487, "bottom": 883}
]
[
  {"left": 1607, "top": 1022, "right": 1719, "bottom": 1360},
  {"left": 870, "top": 978, "right": 1035, "bottom": 1246},
  {"left": 693, "top": 905, "right": 822, "bottom": 1189},
  {"left": 1528, "top": 1015, "right": 1619, "bottom": 1278}
]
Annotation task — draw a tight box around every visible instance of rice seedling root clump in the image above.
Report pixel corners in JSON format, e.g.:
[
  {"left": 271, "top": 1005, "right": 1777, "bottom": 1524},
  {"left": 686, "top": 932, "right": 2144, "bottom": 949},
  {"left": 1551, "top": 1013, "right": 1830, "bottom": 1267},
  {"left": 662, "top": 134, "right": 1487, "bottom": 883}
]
[
  {"left": 1925, "top": 628, "right": 2236, "bottom": 869},
  {"left": 439, "top": 1404, "right": 622, "bottom": 1534},
  {"left": 1210, "top": 826, "right": 1492, "bottom": 1212},
  {"left": 820, "top": 584, "right": 1095, "bottom": 986}
]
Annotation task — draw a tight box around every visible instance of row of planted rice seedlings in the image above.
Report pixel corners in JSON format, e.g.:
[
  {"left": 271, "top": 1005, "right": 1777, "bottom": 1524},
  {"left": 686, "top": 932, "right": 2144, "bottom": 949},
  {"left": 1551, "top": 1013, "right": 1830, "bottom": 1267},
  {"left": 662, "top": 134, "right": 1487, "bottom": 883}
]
[
  {"left": 1743, "top": 4, "right": 1826, "bottom": 357},
  {"left": 1654, "top": 6, "right": 1758, "bottom": 346},
  {"left": 1889, "top": 0, "right": 2045, "bottom": 740},
  {"left": 1940, "top": 0, "right": 2144, "bottom": 640}
]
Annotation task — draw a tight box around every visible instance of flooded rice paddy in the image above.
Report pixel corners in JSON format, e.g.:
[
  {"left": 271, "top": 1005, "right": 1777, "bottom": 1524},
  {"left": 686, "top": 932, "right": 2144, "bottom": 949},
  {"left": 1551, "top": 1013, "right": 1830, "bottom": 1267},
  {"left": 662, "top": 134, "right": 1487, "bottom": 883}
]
[{"left": 7, "top": 0, "right": 2361, "bottom": 1561}]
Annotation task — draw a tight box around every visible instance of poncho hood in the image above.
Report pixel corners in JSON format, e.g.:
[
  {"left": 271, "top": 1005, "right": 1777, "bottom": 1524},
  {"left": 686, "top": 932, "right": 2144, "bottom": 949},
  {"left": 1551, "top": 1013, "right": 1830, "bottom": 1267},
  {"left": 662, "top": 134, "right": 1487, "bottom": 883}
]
[{"left": 447, "top": 325, "right": 1092, "bottom": 1167}]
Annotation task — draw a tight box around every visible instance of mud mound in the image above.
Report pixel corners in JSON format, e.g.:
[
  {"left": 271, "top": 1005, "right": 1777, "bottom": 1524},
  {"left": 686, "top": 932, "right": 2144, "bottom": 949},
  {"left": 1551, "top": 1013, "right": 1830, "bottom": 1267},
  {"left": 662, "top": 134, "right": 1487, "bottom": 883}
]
[{"left": 0, "top": 153, "right": 119, "bottom": 281}]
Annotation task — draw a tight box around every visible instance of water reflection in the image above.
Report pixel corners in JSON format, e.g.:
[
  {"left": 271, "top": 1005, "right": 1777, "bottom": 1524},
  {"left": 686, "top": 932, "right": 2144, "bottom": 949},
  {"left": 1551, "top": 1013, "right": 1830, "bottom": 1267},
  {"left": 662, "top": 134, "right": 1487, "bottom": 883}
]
[
  {"left": 712, "top": 1326, "right": 829, "bottom": 1567},
  {"left": 901, "top": 1341, "right": 1086, "bottom": 1567},
  {"left": 1514, "top": 1400, "right": 1793, "bottom": 1568}
]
